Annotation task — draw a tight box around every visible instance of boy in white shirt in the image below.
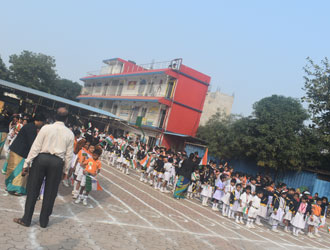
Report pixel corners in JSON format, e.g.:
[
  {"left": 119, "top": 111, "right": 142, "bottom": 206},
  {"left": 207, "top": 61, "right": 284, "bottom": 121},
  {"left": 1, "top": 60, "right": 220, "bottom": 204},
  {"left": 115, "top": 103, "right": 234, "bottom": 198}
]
[
  {"left": 161, "top": 157, "right": 173, "bottom": 193},
  {"left": 246, "top": 190, "right": 263, "bottom": 229},
  {"left": 237, "top": 186, "right": 252, "bottom": 224}
]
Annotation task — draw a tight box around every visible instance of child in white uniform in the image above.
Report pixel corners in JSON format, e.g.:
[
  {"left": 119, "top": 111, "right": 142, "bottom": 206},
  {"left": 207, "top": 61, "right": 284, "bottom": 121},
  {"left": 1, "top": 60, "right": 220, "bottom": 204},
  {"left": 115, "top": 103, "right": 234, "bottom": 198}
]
[
  {"left": 229, "top": 183, "right": 242, "bottom": 221},
  {"left": 246, "top": 190, "right": 263, "bottom": 228},
  {"left": 270, "top": 190, "right": 287, "bottom": 232},
  {"left": 211, "top": 175, "right": 226, "bottom": 211},
  {"left": 291, "top": 196, "right": 309, "bottom": 237},
  {"left": 237, "top": 186, "right": 252, "bottom": 224},
  {"left": 221, "top": 178, "right": 236, "bottom": 217}
]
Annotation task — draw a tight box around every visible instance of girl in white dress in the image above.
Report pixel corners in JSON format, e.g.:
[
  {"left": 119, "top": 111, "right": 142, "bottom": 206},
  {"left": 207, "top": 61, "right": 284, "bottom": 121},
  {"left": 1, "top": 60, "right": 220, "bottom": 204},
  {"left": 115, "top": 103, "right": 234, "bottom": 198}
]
[
  {"left": 221, "top": 178, "right": 236, "bottom": 217},
  {"left": 291, "top": 196, "right": 309, "bottom": 236}
]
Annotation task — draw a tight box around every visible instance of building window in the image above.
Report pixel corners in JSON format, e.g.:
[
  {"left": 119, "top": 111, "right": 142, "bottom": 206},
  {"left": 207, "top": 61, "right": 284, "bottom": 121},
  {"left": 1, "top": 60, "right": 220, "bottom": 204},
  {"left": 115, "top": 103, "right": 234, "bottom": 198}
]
[
  {"left": 99, "top": 102, "right": 104, "bottom": 109},
  {"left": 158, "top": 109, "right": 167, "bottom": 128},
  {"left": 147, "top": 82, "right": 155, "bottom": 96},
  {"left": 138, "top": 79, "right": 146, "bottom": 96},
  {"left": 112, "top": 105, "right": 118, "bottom": 115},
  {"left": 141, "top": 107, "right": 147, "bottom": 117},
  {"left": 165, "top": 80, "right": 175, "bottom": 98},
  {"left": 148, "top": 136, "right": 156, "bottom": 148}
]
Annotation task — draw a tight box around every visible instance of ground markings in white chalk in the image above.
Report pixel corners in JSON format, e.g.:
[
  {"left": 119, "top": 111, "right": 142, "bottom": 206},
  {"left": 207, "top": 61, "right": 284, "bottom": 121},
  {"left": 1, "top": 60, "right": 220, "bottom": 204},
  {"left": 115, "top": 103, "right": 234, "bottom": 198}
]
[
  {"left": 101, "top": 167, "right": 291, "bottom": 250},
  {"left": 57, "top": 195, "right": 102, "bottom": 250},
  {"left": 95, "top": 182, "right": 180, "bottom": 249},
  {"left": 103, "top": 162, "right": 330, "bottom": 250},
  {"left": 0, "top": 206, "right": 270, "bottom": 243},
  {"left": 125, "top": 165, "right": 330, "bottom": 250},
  {"left": 100, "top": 168, "right": 285, "bottom": 250},
  {"left": 99, "top": 173, "right": 229, "bottom": 249},
  {"left": 16, "top": 196, "right": 42, "bottom": 250}
]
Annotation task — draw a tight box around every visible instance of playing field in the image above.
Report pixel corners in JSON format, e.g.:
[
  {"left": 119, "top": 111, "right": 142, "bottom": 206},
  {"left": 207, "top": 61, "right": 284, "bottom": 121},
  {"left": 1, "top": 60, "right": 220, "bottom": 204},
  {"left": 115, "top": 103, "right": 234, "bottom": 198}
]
[{"left": 0, "top": 157, "right": 329, "bottom": 250}]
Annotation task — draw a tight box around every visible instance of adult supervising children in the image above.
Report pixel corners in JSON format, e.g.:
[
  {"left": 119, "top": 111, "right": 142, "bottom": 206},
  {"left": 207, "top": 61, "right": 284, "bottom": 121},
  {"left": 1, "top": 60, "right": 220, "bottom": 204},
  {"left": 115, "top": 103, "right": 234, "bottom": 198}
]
[{"left": 14, "top": 108, "right": 74, "bottom": 228}]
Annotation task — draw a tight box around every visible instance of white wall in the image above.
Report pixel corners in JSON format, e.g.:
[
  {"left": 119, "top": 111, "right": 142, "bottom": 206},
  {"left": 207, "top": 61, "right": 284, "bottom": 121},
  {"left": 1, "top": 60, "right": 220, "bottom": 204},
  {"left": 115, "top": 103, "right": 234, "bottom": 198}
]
[{"left": 200, "top": 91, "right": 234, "bottom": 125}]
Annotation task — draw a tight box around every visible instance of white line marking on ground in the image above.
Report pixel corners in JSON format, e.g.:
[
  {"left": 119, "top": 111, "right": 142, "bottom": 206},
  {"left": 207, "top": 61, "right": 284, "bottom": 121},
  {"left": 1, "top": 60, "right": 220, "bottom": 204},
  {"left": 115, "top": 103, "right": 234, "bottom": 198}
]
[
  {"left": 58, "top": 195, "right": 101, "bottom": 250},
  {"left": 100, "top": 173, "right": 220, "bottom": 249},
  {"left": 101, "top": 169, "right": 244, "bottom": 248},
  {"left": 104, "top": 163, "right": 329, "bottom": 250}
]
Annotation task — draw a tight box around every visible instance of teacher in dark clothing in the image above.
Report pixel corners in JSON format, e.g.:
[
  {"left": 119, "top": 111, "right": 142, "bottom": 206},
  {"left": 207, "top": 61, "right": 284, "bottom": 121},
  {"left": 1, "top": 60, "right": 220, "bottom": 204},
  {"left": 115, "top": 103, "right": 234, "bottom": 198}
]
[
  {"left": 173, "top": 153, "right": 195, "bottom": 199},
  {"left": 14, "top": 108, "right": 74, "bottom": 228},
  {"left": 4, "top": 114, "right": 46, "bottom": 195}
]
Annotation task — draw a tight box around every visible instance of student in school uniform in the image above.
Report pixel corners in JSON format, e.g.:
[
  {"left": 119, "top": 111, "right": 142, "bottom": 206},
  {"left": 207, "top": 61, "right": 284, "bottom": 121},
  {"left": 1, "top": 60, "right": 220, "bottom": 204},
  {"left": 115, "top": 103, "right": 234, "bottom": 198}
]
[
  {"left": 221, "top": 178, "right": 236, "bottom": 217},
  {"left": 255, "top": 186, "right": 270, "bottom": 226},
  {"left": 320, "top": 197, "right": 328, "bottom": 230},
  {"left": 187, "top": 168, "right": 200, "bottom": 199},
  {"left": 229, "top": 183, "right": 242, "bottom": 221},
  {"left": 200, "top": 166, "right": 211, "bottom": 206},
  {"left": 237, "top": 186, "right": 252, "bottom": 224},
  {"left": 270, "top": 190, "right": 287, "bottom": 232},
  {"left": 154, "top": 155, "right": 165, "bottom": 190},
  {"left": 307, "top": 198, "right": 323, "bottom": 238},
  {"left": 211, "top": 174, "right": 226, "bottom": 211},
  {"left": 73, "top": 144, "right": 94, "bottom": 198},
  {"left": 283, "top": 188, "right": 296, "bottom": 232},
  {"left": 291, "top": 195, "right": 309, "bottom": 237},
  {"left": 161, "top": 157, "right": 174, "bottom": 193},
  {"left": 246, "top": 190, "right": 263, "bottom": 229},
  {"left": 75, "top": 148, "right": 102, "bottom": 206},
  {"left": 64, "top": 136, "right": 85, "bottom": 187}
]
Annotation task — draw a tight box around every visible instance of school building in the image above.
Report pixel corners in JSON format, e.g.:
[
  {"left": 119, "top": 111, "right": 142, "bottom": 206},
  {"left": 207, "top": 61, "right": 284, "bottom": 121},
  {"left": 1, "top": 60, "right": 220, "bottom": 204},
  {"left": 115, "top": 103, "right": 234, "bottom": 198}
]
[{"left": 78, "top": 58, "right": 211, "bottom": 150}]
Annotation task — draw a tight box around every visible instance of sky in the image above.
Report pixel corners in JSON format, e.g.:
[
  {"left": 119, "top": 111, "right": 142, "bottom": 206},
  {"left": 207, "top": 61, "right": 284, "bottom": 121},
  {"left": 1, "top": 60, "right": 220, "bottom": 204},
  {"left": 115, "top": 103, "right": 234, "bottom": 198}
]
[{"left": 1, "top": 0, "right": 329, "bottom": 116}]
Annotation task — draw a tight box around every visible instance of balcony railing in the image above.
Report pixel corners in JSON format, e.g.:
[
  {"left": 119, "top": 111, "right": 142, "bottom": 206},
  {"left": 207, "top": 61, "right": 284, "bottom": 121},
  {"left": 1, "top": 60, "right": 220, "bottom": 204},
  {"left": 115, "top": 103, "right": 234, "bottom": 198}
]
[{"left": 86, "top": 58, "right": 182, "bottom": 76}]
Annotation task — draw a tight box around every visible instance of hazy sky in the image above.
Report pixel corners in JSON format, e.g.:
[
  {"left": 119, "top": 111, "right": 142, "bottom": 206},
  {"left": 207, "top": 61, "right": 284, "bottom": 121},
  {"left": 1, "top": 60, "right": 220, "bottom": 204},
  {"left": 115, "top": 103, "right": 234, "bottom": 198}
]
[{"left": 2, "top": 1, "right": 329, "bottom": 116}]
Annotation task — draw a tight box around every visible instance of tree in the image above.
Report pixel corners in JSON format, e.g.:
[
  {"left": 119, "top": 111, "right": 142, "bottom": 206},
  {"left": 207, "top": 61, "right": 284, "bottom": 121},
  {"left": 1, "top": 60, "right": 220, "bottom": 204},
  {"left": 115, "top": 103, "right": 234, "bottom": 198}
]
[
  {"left": 53, "top": 78, "right": 82, "bottom": 101},
  {"left": 9, "top": 50, "right": 58, "bottom": 93},
  {"left": 302, "top": 57, "right": 330, "bottom": 155},
  {"left": 251, "top": 95, "right": 309, "bottom": 171},
  {"left": 198, "top": 95, "right": 311, "bottom": 172},
  {"left": 0, "top": 55, "right": 9, "bottom": 80},
  {"left": 7, "top": 50, "right": 82, "bottom": 100}
]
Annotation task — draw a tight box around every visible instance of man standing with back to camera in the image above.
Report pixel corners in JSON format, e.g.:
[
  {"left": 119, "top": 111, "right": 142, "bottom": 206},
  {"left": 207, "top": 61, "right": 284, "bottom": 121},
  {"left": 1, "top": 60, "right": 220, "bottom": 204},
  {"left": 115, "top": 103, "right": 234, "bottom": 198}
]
[{"left": 14, "top": 107, "right": 74, "bottom": 228}]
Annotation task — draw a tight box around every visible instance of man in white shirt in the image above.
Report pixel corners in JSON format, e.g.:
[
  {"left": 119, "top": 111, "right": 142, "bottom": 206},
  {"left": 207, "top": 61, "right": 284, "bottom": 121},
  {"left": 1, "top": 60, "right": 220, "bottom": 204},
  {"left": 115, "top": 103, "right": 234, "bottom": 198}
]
[{"left": 14, "top": 108, "right": 74, "bottom": 228}]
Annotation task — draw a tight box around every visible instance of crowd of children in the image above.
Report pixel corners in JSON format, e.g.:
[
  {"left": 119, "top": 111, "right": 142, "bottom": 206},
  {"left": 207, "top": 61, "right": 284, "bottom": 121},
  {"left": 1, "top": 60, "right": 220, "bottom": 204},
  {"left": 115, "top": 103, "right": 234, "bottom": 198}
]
[
  {"left": 98, "top": 135, "right": 329, "bottom": 239},
  {"left": 59, "top": 131, "right": 329, "bottom": 239}
]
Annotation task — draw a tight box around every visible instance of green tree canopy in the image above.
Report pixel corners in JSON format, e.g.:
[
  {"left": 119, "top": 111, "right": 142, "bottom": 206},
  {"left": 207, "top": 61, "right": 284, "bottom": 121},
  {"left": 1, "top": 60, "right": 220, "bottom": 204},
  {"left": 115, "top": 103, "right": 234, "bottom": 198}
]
[
  {"left": 302, "top": 57, "right": 330, "bottom": 154},
  {"left": 1, "top": 50, "right": 82, "bottom": 101},
  {"left": 0, "top": 55, "right": 9, "bottom": 80},
  {"left": 9, "top": 50, "right": 58, "bottom": 93},
  {"left": 251, "top": 95, "right": 308, "bottom": 171},
  {"left": 198, "top": 95, "right": 314, "bottom": 172}
]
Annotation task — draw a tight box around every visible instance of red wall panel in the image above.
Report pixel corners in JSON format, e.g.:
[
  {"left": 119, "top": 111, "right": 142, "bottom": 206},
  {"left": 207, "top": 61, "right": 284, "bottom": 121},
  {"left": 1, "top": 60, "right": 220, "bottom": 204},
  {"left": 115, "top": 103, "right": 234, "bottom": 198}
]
[
  {"left": 179, "top": 64, "right": 211, "bottom": 83},
  {"left": 174, "top": 74, "right": 208, "bottom": 110},
  {"left": 166, "top": 103, "right": 202, "bottom": 136}
]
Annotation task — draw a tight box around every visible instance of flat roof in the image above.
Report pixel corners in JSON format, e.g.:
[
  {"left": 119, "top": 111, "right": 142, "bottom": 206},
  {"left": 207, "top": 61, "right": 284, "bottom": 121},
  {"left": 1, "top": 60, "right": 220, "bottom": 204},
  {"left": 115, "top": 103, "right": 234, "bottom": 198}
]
[{"left": 0, "top": 79, "right": 121, "bottom": 120}]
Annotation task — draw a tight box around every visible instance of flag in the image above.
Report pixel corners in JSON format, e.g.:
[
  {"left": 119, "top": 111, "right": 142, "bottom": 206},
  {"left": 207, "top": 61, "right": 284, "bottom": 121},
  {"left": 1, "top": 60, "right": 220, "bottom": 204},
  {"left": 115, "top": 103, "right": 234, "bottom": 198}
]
[
  {"left": 105, "top": 135, "right": 114, "bottom": 146},
  {"left": 130, "top": 159, "right": 137, "bottom": 169},
  {"left": 242, "top": 206, "right": 249, "bottom": 215},
  {"left": 200, "top": 148, "right": 208, "bottom": 165},
  {"left": 120, "top": 141, "right": 127, "bottom": 151},
  {"left": 85, "top": 175, "right": 102, "bottom": 192},
  {"left": 140, "top": 155, "right": 150, "bottom": 168},
  {"left": 327, "top": 226, "right": 330, "bottom": 233}
]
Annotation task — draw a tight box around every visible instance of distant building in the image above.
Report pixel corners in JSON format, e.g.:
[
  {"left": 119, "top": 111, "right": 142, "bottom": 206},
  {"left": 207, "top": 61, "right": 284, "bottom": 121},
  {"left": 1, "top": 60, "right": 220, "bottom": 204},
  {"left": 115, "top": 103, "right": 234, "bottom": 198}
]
[
  {"left": 78, "top": 58, "right": 211, "bottom": 150},
  {"left": 199, "top": 91, "right": 234, "bottom": 126}
]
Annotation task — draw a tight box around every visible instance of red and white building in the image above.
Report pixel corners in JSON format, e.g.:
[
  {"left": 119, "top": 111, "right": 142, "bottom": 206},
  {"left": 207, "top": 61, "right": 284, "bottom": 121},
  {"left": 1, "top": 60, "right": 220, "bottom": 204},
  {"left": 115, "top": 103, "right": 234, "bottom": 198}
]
[{"left": 78, "top": 58, "right": 211, "bottom": 150}]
